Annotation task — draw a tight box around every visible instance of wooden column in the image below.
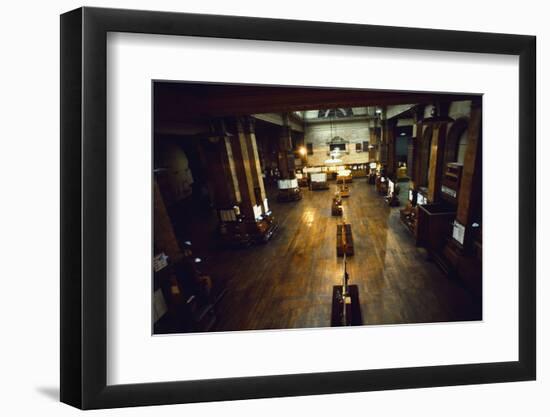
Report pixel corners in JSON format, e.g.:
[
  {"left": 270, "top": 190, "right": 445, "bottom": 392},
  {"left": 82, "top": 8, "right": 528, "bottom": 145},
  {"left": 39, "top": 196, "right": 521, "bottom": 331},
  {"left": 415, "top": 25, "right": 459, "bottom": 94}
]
[
  {"left": 199, "top": 129, "right": 241, "bottom": 209},
  {"left": 244, "top": 118, "right": 266, "bottom": 199},
  {"left": 455, "top": 99, "right": 482, "bottom": 251},
  {"left": 277, "top": 113, "right": 295, "bottom": 179},
  {"left": 255, "top": 131, "right": 277, "bottom": 174},
  {"left": 386, "top": 119, "right": 397, "bottom": 177},
  {"left": 153, "top": 179, "right": 181, "bottom": 261},
  {"left": 406, "top": 137, "right": 414, "bottom": 178},
  {"left": 379, "top": 110, "right": 388, "bottom": 165},
  {"left": 227, "top": 117, "right": 261, "bottom": 221},
  {"left": 410, "top": 106, "right": 424, "bottom": 188},
  {"left": 242, "top": 117, "right": 268, "bottom": 212},
  {"left": 426, "top": 122, "right": 448, "bottom": 203},
  {"left": 368, "top": 127, "right": 377, "bottom": 162}
]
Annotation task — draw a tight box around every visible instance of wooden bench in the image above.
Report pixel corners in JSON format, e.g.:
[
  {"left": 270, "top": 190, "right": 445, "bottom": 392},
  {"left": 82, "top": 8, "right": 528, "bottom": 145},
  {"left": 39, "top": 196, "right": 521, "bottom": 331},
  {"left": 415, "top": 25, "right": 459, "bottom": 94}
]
[
  {"left": 331, "top": 197, "right": 343, "bottom": 216},
  {"left": 331, "top": 285, "right": 362, "bottom": 326},
  {"left": 336, "top": 222, "right": 354, "bottom": 257},
  {"left": 340, "top": 184, "right": 350, "bottom": 198},
  {"left": 336, "top": 174, "right": 353, "bottom": 184}
]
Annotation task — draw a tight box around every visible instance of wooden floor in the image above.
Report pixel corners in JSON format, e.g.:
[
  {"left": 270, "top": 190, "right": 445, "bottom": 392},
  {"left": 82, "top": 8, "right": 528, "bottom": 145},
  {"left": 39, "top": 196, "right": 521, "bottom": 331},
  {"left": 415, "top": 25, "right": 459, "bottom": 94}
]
[{"left": 187, "top": 178, "right": 481, "bottom": 332}]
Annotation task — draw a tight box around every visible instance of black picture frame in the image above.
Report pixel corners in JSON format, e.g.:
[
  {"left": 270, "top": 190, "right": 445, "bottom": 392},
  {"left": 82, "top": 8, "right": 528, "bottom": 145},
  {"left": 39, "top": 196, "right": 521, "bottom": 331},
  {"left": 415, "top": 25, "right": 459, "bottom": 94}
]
[{"left": 60, "top": 6, "right": 536, "bottom": 410}]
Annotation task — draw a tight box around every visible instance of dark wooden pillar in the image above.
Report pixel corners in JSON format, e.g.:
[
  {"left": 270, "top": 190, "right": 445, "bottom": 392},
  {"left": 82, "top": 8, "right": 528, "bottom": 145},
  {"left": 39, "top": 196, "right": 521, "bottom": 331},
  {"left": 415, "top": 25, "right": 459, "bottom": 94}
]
[
  {"left": 386, "top": 119, "right": 397, "bottom": 177},
  {"left": 412, "top": 125, "right": 422, "bottom": 187},
  {"left": 379, "top": 109, "right": 388, "bottom": 166},
  {"left": 410, "top": 106, "right": 424, "bottom": 188},
  {"left": 425, "top": 101, "right": 451, "bottom": 202},
  {"left": 199, "top": 129, "right": 241, "bottom": 209},
  {"left": 153, "top": 179, "right": 182, "bottom": 261},
  {"left": 226, "top": 117, "right": 260, "bottom": 221},
  {"left": 242, "top": 117, "right": 268, "bottom": 212},
  {"left": 198, "top": 118, "right": 276, "bottom": 244},
  {"left": 277, "top": 113, "right": 295, "bottom": 179},
  {"left": 255, "top": 130, "right": 278, "bottom": 175},
  {"left": 368, "top": 127, "right": 377, "bottom": 162},
  {"left": 426, "top": 122, "right": 448, "bottom": 203},
  {"left": 455, "top": 99, "right": 482, "bottom": 251}
]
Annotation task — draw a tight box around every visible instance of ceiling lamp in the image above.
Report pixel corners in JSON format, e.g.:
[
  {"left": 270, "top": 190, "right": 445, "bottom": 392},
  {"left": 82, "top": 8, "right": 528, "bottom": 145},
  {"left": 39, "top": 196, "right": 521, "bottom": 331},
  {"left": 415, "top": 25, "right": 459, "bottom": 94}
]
[{"left": 421, "top": 104, "right": 454, "bottom": 124}]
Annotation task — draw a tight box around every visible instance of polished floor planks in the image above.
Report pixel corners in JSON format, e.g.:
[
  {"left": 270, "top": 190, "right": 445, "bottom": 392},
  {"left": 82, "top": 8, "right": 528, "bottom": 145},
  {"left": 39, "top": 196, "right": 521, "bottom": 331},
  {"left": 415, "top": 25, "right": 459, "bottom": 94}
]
[{"left": 190, "top": 178, "right": 481, "bottom": 332}]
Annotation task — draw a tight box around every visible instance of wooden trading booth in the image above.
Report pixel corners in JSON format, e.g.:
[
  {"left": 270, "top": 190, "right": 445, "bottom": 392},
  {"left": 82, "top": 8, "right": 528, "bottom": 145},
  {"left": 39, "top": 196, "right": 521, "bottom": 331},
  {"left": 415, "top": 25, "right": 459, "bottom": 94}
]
[
  {"left": 309, "top": 172, "right": 329, "bottom": 190},
  {"left": 277, "top": 178, "right": 302, "bottom": 202}
]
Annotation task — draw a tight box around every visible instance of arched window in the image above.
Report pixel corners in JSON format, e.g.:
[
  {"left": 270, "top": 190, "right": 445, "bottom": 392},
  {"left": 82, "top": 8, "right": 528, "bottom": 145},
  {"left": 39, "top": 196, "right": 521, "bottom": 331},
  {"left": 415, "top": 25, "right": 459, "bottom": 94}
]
[
  {"left": 317, "top": 108, "right": 353, "bottom": 118},
  {"left": 444, "top": 118, "right": 469, "bottom": 165},
  {"left": 456, "top": 129, "right": 469, "bottom": 164}
]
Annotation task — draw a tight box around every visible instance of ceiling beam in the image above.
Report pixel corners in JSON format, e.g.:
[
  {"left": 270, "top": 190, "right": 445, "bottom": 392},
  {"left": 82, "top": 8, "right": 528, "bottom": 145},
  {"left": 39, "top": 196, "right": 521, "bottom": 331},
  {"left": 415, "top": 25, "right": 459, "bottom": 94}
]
[{"left": 154, "top": 83, "right": 479, "bottom": 124}]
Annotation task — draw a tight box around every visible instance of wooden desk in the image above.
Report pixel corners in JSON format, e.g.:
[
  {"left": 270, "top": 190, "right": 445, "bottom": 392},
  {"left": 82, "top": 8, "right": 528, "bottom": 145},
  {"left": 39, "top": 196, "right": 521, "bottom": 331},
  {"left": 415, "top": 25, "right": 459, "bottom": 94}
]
[
  {"left": 310, "top": 181, "right": 329, "bottom": 190},
  {"left": 336, "top": 223, "right": 354, "bottom": 257},
  {"left": 336, "top": 174, "right": 353, "bottom": 184},
  {"left": 417, "top": 204, "right": 455, "bottom": 251},
  {"left": 340, "top": 185, "right": 350, "bottom": 198},
  {"left": 331, "top": 285, "right": 363, "bottom": 326},
  {"left": 332, "top": 198, "right": 343, "bottom": 216}
]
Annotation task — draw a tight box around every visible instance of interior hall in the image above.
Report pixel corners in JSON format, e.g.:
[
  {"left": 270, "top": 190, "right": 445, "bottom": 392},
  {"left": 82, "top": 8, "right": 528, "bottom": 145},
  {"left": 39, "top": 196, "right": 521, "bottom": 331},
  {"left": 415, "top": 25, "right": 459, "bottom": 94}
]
[{"left": 152, "top": 83, "right": 482, "bottom": 333}]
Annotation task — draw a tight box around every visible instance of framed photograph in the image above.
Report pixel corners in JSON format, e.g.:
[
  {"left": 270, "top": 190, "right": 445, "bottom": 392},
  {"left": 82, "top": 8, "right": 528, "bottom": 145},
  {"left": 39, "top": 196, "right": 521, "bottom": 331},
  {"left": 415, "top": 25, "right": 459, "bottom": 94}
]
[{"left": 60, "top": 6, "right": 536, "bottom": 409}]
